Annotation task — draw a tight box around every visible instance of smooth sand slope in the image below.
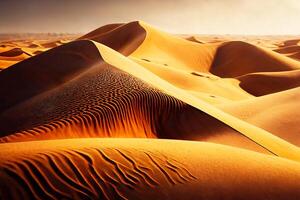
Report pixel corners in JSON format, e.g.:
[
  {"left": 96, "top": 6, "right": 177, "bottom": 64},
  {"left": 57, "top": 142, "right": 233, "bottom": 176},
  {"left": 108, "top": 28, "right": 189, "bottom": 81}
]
[
  {"left": 218, "top": 87, "right": 300, "bottom": 146},
  {"left": 1, "top": 21, "right": 300, "bottom": 199}
]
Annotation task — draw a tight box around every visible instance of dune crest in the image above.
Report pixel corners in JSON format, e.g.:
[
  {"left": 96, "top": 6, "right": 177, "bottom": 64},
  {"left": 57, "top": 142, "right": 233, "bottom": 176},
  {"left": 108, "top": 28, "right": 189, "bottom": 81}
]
[{"left": 79, "top": 21, "right": 146, "bottom": 55}]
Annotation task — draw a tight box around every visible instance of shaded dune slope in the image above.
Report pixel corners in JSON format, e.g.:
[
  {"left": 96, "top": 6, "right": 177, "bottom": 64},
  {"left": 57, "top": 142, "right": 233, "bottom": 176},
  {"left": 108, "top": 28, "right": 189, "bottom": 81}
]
[
  {"left": 0, "top": 40, "right": 102, "bottom": 113},
  {"left": 78, "top": 21, "right": 146, "bottom": 55},
  {"left": 274, "top": 45, "right": 300, "bottom": 54},
  {"left": 0, "top": 47, "right": 31, "bottom": 58},
  {"left": 290, "top": 52, "right": 300, "bottom": 60},
  {"left": 274, "top": 44, "right": 300, "bottom": 61},
  {"left": 184, "top": 36, "right": 205, "bottom": 44},
  {"left": 280, "top": 39, "right": 300, "bottom": 47},
  {"left": 211, "top": 41, "right": 300, "bottom": 77},
  {"left": 78, "top": 23, "right": 124, "bottom": 40},
  {"left": 1, "top": 139, "right": 300, "bottom": 200},
  {"left": 237, "top": 69, "right": 300, "bottom": 96}
]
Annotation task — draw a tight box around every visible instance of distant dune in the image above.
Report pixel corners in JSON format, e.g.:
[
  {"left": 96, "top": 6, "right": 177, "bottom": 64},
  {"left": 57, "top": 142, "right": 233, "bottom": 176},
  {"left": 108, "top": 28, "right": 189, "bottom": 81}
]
[{"left": 1, "top": 21, "right": 300, "bottom": 199}]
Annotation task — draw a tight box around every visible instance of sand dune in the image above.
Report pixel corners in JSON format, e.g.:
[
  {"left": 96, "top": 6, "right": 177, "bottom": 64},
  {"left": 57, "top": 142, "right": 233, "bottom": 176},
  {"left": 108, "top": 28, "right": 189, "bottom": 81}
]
[
  {"left": 184, "top": 36, "right": 205, "bottom": 44},
  {"left": 1, "top": 138, "right": 300, "bottom": 200},
  {"left": 219, "top": 87, "right": 300, "bottom": 146},
  {"left": 237, "top": 69, "right": 300, "bottom": 96},
  {"left": 280, "top": 39, "right": 300, "bottom": 47},
  {"left": 0, "top": 39, "right": 266, "bottom": 154},
  {"left": 274, "top": 44, "right": 300, "bottom": 61},
  {"left": 78, "top": 23, "right": 124, "bottom": 40},
  {"left": 0, "top": 40, "right": 101, "bottom": 113},
  {"left": 211, "top": 41, "right": 300, "bottom": 77},
  {"left": 274, "top": 45, "right": 300, "bottom": 54},
  {"left": 1, "top": 21, "right": 300, "bottom": 199},
  {"left": 0, "top": 47, "right": 31, "bottom": 57},
  {"left": 79, "top": 21, "right": 146, "bottom": 55},
  {"left": 290, "top": 52, "right": 300, "bottom": 60},
  {"left": 0, "top": 34, "right": 77, "bottom": 69}
]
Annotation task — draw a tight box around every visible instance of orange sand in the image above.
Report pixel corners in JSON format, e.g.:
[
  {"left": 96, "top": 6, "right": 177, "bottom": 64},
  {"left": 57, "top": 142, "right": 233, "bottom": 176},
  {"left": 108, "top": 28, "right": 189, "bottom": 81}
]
[{"left": 0, "top": 21, "right": 300, "bottom": 199}]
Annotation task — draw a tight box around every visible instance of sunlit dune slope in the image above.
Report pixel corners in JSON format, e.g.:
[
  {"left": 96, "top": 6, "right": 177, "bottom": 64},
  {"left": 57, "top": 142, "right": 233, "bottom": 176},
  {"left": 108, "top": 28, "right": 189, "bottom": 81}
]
[
  {"left": 130, "top": 21, "right": 218, "bottom": 73},
  {"left": 1, "top": 138, "right": 300, "bottom": 200},
  {"left": 218, "top": 87, "right": 300, "bottom": 146}
]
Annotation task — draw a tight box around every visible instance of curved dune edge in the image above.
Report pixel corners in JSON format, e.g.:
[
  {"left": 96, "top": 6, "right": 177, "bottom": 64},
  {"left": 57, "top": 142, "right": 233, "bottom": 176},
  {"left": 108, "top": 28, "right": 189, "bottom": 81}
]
[
  {"left": 78, "top": 23, "right": 124, "bottom": 40},
  {"left": 218, "top": 87, "right": 300, "bottom": 146},
  {"left": 210, "top": 40, "right": 300, "bottom": 78},
  {"left": 93, "top": 41, "right": 300, "bottom": 161},
  {"left": 0, "top": 40, "right": 102, "bottom": 112},
  {"left": 77, "top": 21, "right": 147, "bottom": 56},
  {"left": 1, "top": 138, "right": 300, "bottom": 200},
  {"left": 130, "top": 21, "right": 218, "bottom": 73},
  {"left": 237, "top": 69, "right": 300, "bottom": 96}
]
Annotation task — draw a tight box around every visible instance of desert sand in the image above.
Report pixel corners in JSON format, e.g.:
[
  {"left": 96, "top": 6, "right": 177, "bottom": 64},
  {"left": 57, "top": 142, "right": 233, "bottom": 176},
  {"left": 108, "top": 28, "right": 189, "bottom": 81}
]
[{"left": 1, "top": 21, "right": 300, "bottom": 199}]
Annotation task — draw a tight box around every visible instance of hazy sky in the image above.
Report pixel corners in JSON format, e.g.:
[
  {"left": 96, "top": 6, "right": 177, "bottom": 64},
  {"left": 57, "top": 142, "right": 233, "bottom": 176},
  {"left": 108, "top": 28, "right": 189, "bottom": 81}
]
[{"left": 1, "top": 0, "right": 300, "bottom": 35}]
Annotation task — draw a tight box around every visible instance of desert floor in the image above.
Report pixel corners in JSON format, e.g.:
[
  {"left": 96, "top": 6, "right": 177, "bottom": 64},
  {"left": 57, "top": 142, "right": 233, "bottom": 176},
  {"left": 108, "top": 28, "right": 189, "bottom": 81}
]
[{"left": 1, "top": 21, "right": 300, "bottom": 199}]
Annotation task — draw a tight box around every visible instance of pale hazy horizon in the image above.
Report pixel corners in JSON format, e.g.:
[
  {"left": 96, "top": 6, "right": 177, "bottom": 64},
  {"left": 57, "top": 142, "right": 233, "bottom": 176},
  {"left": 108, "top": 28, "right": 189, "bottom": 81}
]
[{"left": 1, "top": 0, "right": 300, "bottom": 35}]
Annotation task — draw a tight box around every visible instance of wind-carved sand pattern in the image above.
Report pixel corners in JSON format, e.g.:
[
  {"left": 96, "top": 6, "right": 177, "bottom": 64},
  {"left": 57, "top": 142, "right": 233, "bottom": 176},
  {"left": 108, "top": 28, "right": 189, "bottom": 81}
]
[
  {"left": 1, "top": 146, "right": 196, "bottom": 200},
  {"left": 0, "top": 64, "right": 186, "bottom": 142},
  {"left": 0, "top": 60, "right": 266, "bottom": 152}
]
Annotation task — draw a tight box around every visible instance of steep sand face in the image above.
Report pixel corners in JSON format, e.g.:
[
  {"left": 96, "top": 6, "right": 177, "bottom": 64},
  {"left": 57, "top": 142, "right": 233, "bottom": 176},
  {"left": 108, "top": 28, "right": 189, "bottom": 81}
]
[
  {"left": 1, "top": 139, "right": 300, "bottom": 200},
  {"left": 1, "top": 21, "right": 300, "bottom": 199},
  {"left": 78, "top": 21, "right": 146, "bottom": 55},
  {"left": 211, "top": 41, "right": 300, "bottom": 77},
  {"left": 237, "top": 69, "right": 300, "bottom": 96},
  {"left": 78, "top": 23, "right": 124, "bottom": 40},
  {"left": 274, "top": 41, "right": 300, "bottom": 61},
  {"left": 280, "top": 39, "right": 300, "bottom": 47},
  {"left": 0, "top": 40, "right": 102, "bottom": 112}
]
